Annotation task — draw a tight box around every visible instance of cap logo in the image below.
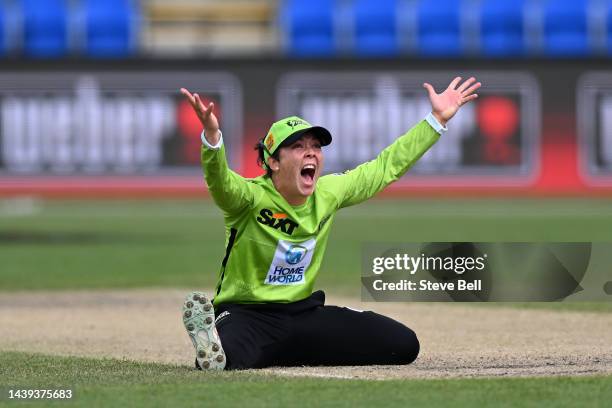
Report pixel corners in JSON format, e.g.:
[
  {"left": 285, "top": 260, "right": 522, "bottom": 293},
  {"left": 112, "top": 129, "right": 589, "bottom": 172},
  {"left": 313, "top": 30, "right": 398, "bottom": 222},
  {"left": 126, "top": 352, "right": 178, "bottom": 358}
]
[
  {"left": 265, "top": 133, "right": 275, "bottom": 150},
  {"left": 286, "top": 119, "right": 306, "bottom": 129}
]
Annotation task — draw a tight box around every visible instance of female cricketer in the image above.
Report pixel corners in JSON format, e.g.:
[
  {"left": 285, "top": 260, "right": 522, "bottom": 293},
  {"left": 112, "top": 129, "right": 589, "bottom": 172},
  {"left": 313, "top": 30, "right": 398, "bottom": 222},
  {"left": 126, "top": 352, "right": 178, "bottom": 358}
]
[{"left": 180, "top": 76, "right": 481, "bottom": 370}]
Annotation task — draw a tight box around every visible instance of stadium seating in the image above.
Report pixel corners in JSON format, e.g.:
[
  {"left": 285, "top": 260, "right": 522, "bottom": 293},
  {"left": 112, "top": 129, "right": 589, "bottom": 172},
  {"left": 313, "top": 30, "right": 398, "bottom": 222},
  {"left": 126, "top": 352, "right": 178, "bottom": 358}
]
[
  {"left": 353, "top": 0, "right": 399, "bottom": 56},
  {"left": 4, "top": 0, "right": 612, "bottom": 59},
  {"left": 607, "top": 0, "right": 612, "bottom": 54},
  {"left": 480, "top": 0, "right": 526, "bottom": 57},
  {"left": 0, "top": 4, "right": 5, "bottom": 56},
  {"left": 22, "top": 0, "right": 69, "bottom": 57},
  {"left": 83, "top": 0, "right": 139, "bottom": 57},
  {"left": 416, "top": 0, "right": 463, "bottom": 57},
  {"left": 543, "top": 0, "right": 590, "bottom": 57},
  {"left": 281, "top": 0, "right": 336, "bottom": 57},
  {"left": 277, "top": 0, "right": 612, "bottom": 59}
]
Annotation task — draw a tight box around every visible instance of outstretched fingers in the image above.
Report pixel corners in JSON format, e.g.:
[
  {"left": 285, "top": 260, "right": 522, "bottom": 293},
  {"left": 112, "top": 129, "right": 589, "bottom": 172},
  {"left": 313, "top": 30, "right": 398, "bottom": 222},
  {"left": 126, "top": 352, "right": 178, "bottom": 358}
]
[
  {"left": 447, "top": 76, "right": 462, "bottom": 90},
  {"left": 457, "top": 77, "right": 475, "bottom": 92},
  {"left": 463, "top": 81, "right": 481, "bottom": 96},
  {"left": 181, "top": 88, "right": 197, "bottom": 107},
  {"left": 204, "top": 102, "right": 214, "bottom": 120},
  {"left": 194, "top": 94, "right": 214, "bottom": 120},
  {"left": 461, "top": 93, "right": 479, "bottom": 105},
  {"left": 423, "top": 82, "right": 437, "bottom": 99},
  {"left": 194, "top": 93, "right": 204, "bottom": 110}
]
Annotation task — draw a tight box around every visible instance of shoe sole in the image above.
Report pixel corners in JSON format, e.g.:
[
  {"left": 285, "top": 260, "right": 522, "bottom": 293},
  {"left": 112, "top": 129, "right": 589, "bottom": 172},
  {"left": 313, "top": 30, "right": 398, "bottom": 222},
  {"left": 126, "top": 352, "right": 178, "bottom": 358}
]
[{"left": 182, "top": 291, "right": 226, "bottom": 370}]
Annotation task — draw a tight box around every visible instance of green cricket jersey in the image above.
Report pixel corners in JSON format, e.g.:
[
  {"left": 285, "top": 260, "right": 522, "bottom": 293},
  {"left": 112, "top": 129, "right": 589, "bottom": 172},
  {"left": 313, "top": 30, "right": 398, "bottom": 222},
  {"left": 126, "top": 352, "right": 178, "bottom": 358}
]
[{"left": 202, "top": 119, "right": 441, "bottom": 306}]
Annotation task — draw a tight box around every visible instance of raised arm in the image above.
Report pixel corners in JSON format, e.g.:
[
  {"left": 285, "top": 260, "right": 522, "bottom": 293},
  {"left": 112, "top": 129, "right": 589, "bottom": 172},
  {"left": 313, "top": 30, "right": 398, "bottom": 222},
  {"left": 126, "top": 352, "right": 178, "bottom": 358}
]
[
  {"left": 181, "top": 88, "right": 258, "bottom": 216},
  {"left": 321, "top": 77, "right": 481, "bottom": 208}
]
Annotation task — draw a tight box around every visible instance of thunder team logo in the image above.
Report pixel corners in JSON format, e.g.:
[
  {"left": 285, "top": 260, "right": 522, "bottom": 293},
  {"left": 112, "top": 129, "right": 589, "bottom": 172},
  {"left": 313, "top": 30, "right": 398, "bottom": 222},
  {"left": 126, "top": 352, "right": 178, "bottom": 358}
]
[
  {"left": 286, "top": 119, "right": 306, "bottom": 129},
  {"left": 285, "top": 245, "right": 307, "bottom": 265}
]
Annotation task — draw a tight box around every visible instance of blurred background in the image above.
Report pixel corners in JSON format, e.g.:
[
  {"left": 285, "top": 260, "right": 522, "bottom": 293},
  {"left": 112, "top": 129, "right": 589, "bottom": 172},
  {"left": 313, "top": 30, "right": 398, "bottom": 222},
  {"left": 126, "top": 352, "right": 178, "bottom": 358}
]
[
  {"left": 0, "top": 0, "right": 612, "bottom": 194},
  {"left": 0, "top": 0, "right": 612, "bottom": 296}
]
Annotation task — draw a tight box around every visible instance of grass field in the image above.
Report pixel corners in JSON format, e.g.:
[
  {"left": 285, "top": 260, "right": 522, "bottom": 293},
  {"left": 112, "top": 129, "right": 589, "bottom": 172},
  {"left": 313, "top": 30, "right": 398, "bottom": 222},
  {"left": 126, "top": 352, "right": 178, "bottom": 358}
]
[
  {"left": 1, "top": 198, "right": 611, "bottom": 406},
  {"left": 1, "top": 352, "right": 611, "bottom": 408},
  {"left": 2, "top": 198, "right": 612, "bottom": 293}
]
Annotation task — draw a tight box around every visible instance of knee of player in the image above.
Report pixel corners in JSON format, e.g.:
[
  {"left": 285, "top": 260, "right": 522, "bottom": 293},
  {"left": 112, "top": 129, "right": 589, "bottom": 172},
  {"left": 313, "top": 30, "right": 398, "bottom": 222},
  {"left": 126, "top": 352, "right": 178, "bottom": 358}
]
[{"left": 394, "top": 327, "right": 420, "bottom": 364}]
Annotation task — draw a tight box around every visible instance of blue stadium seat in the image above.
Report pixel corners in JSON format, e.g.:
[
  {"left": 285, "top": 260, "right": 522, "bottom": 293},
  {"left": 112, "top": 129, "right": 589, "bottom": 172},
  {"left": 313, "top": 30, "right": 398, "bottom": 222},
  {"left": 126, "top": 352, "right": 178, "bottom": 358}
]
[
  {"left": 84, "top": 0, "right": 139, "bottom": 58},
  {"left": 417, "top": 0, "right": 463, "bottom": 57},
  {"left": 607, "top": 0, "right": 612, "bottom": 54},
  {"left": 480, "top": 0, "right": 526, "bottom": 57},
  {"left": 0, "top": 5, "right": 5, "bottom": 56},
  {"left": 354, "top": 0, "right": 399, "bottom": 56},
  {"left": 543, "top": 0, "right": 590, "bottom": 57},
  {"left": 282, "top": 0, "right": 336, "bottom": 57},
  {"left": 22, "top": 0, "right": 69, "bottom": 57}
]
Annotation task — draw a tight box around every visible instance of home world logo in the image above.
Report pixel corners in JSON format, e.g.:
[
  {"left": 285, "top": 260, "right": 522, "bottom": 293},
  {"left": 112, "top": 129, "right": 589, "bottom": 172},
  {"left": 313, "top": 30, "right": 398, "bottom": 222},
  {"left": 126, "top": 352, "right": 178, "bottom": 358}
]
[
  {"left": 265, "top": 239, "right": 316, "bottom": 285},
  {"left": 285, "top": 245, "right": 307, "bottom": 264}
]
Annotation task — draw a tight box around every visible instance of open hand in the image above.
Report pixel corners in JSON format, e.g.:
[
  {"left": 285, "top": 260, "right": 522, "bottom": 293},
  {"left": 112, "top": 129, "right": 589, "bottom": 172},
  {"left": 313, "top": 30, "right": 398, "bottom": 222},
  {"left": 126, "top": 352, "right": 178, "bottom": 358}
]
[
  {"left": 180, "top": 88, "right": 220, "bottom": 145},
  {"left": 423, "top": 77, "right": 481, "bottom": 127}
]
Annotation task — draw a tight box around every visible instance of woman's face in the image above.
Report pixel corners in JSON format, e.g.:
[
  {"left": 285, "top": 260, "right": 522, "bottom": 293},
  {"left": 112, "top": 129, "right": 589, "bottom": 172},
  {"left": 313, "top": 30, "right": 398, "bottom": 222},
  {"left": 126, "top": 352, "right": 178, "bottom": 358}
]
[{"left": 268, "top": 133, "right": 324, "bottom": 204}]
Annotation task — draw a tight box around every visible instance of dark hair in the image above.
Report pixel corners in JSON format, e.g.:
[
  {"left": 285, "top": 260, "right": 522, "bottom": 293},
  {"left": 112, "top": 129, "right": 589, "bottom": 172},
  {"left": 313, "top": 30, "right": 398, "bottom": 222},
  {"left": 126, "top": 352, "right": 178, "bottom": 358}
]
[{"left": 255, "top": 139, "right": 280, "bottom": 178}]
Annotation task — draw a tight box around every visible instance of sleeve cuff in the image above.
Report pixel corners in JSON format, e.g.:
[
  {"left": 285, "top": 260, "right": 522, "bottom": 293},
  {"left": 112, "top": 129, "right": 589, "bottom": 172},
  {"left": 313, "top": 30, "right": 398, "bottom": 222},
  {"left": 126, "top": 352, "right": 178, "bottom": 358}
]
[
  {"left": 425, "top": 113, "right": 448, "bottom": 135},
  {"left": 201, "top": 130, "right": 223, "bottom": 150}
]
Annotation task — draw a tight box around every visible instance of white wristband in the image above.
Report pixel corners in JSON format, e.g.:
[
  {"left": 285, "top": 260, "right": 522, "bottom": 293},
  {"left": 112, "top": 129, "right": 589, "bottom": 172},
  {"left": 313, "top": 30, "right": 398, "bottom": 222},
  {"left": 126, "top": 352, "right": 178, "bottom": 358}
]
[
  {"left": 425, "top": 113, "right": 448, "bottom": 134},
  {"left": 201, "top": 129, "right": 223, "bottom": 150}
]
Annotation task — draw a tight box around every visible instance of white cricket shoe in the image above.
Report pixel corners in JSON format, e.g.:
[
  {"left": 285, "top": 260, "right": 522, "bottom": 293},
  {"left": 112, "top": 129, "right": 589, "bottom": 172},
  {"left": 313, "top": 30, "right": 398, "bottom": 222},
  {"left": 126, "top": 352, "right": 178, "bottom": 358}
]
[{"left": 182, "top": 291, "right": 226, "bottom": 370}]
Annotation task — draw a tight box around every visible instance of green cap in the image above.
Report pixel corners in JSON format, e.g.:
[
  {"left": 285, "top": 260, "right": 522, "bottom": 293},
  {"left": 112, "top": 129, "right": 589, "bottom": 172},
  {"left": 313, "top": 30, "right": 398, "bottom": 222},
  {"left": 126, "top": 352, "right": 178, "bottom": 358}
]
[{"left": 262, "top": 116, "right": 332, "bottom": 167}]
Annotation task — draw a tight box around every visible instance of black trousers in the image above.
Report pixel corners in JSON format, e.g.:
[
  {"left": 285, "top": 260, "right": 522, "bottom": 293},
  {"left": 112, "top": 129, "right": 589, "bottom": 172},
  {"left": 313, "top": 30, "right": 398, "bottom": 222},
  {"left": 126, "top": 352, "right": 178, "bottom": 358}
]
[{"left": 213, "top": 291, "right": 420, "bottom": 370}]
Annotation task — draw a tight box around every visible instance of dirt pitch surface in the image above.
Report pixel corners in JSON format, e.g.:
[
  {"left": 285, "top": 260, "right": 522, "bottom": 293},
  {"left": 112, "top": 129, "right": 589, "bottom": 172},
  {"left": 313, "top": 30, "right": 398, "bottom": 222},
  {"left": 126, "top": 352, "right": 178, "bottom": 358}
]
[{"left": 1, "top": 289, "right": 611, "bottom": 380}]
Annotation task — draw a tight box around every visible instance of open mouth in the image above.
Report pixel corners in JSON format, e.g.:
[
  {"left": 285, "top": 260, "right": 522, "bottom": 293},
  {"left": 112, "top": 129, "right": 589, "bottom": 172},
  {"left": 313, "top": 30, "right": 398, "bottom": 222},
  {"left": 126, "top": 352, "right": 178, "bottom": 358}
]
[{"left": 300, "top": 164, "right": 316, "bottom": 184}]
